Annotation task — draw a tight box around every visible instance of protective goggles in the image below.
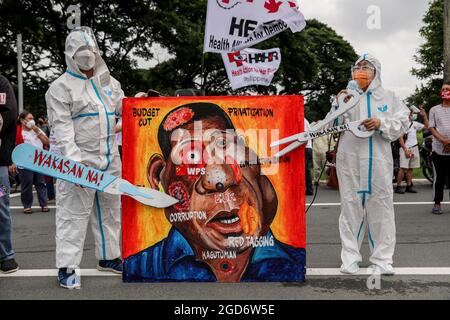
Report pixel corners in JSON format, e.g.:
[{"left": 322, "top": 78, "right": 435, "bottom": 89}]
[{"left": 351, "top": 65, "right": 375, "bottom": 73}]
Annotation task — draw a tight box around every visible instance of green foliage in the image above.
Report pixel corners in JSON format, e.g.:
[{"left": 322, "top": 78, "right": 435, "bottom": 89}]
[{"left": 408, "top": 0, "right": 445, "bottom": 109}]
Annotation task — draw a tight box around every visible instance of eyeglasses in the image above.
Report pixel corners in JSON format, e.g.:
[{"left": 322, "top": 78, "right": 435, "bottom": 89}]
[{"left": 352, "top": 65, "right": 375, "bottom": 72}]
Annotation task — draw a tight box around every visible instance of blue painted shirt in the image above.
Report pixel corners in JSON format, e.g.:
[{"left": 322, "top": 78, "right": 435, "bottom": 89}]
[{"left": 124, "top": 228, "right": 306, "bottom": 282}]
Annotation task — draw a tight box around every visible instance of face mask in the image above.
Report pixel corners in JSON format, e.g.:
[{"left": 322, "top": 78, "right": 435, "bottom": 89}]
[
  {"left": 74, "top": 50, "right": 96, "bottom": 71},
  {"left": 26, "top": 120, "right": 35, "bottom": 129},
  {"left": 441, "top": 89, "right": 450, "bottom": 100},
  {"left": 352, "top": 70, "right": 374, "bottom": 90}
]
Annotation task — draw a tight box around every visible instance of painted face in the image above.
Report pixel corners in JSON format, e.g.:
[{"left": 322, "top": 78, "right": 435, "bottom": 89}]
[{"left": 159, "top": 117, "right": 277, "bottom": 254}]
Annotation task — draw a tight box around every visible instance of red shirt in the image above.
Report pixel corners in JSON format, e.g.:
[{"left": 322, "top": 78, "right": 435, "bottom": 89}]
[{"left": 15, "top": 124, "right": 24, "bottom": 145}]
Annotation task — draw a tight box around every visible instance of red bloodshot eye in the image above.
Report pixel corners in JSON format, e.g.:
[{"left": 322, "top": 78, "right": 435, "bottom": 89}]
[{"left": 181, "top": 141, "right": 205, "bottom": 165}]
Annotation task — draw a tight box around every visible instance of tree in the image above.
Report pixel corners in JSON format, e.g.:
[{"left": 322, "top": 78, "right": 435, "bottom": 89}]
[
  {"left": 409, "top": 0, "right": 445, "bottom": 109},
  {"left": 0, "top": 0, "right": 158, "bottom": 115}
]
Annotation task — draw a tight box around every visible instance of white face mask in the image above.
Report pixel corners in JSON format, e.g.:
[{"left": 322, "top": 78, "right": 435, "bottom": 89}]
[
  {"left": 26, "top": 120, "right": 35, "bottom": 129},
  {"left": 74, "top": 49, "right": 96, "bottom": 71}
]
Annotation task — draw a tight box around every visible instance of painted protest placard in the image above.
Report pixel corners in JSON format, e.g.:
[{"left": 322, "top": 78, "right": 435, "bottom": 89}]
[
  {"left": 122, "top": 96, "right": 306, "bottom": 283},
  {"left": 204, "top": 0, "right": 306, "bottom": 53},
  {"left": 222, "top": 48, "right": 281, "bottom": 89}
]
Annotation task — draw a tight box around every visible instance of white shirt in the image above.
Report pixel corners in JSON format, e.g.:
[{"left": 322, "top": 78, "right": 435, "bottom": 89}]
[
  {"left": 304, "top": 118, "right": 312, "bottom": 149},
  {"left": 429, "top": 105, "right": 450, "bottom": 155},
  {"left": 405, "top": 121, "right": 424, "bottom": 148},
  {"left": 22, "top": 129, "right": 43, "bottom": 149}
]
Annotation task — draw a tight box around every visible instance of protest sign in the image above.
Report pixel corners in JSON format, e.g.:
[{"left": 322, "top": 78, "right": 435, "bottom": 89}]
[{"left": 122, "top": 95, "right": 306, "bottom": 282}]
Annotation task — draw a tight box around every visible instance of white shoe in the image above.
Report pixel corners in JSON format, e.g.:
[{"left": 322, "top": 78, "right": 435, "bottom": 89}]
[
  {"left": 340, "top": 262, "right": 360, "bottom": 274},
  {"left": 368, "top": 264, "right": 395, "bottom": 275}
]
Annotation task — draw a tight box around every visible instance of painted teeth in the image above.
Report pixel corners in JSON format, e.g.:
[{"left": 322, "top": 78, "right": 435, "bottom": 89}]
[{"left": 219, "top": 216, "right": 240, "bottom": 224}]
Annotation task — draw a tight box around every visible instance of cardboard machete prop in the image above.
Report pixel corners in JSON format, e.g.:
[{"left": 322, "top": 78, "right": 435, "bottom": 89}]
[{"left": 12, "top": 143, "right": 179, "bottom": 208}]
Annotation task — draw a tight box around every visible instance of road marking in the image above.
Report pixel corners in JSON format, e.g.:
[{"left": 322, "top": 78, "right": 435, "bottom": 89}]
[
  {"left": 9, "top": 193, "right": 22, "bottom": 198},
  {"left": 307, "top": 268, "right": 450, "bottom": 276},
  {"left": 10, "top": 206, "right": 57, "bottom": 210},
  {"left": 8, "top": 202, "right": 450, "bottom": 210},
  {"left": 0, "top": 269, "right": 119, "bottom": 277},
  {"left": 307, "top": 202, "right": 450, "bottom": 207},
  {"left": 10, "top": 191, "right": 36, "bottom": 198},
  {"left": 2, "top": 268, "right": 450, "bottom": 278}
]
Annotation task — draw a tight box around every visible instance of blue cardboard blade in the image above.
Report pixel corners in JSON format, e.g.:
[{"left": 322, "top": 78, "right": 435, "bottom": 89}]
[
  {"left": 12, "top": 144, "right": 116, "bottom": 191},
  {"left": 12, "top": 144, "right": 179, "bottom": 208}
]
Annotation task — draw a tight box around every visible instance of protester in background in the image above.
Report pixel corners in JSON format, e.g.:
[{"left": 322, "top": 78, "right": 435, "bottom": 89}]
[
  {"left": 45, "top": 174, "right": 56, "bottom": 203},
  {"left": 38, "top": 116, "right": 55, "bottom": 202},
  {"left": 304, "top": 117, "right": 314, "bottom": 195},
  {"left": 46, "top": 27, "right": 124, "bottom": 289},
  {"left": 311, "top": 120, "right": 336, "bottom": 184},
  {"left": 0, "top": 75, "right": 19, "bottom": 273},
  {"left": 428, "top": 81, "right": 450, "bottom": 215},
  {"left": 395, "top": 107, "right": 429, "bottom": 194},
  {"left": 48, "top": 127, "right": 61, "bottom": 156},
  {"left": 335, "top": 53, "right": 410, "bottom": 275},
  {"left": 15, "top": 111, "right": 49, "bottom": 214}
]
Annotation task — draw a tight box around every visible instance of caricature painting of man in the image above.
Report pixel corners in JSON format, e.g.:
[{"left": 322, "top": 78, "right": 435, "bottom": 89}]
[{"left": 122, "top": 97, "right": 306, "bottom": 282}]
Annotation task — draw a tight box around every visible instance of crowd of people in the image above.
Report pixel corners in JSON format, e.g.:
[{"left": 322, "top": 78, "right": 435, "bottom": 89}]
[{"left": 0, "top": 26, "right": 449, "bottom": 287}]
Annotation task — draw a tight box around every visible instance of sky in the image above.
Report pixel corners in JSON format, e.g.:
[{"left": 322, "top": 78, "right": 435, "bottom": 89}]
[{"left": 301, "top": 0, "right": 431, "bottom": 100}]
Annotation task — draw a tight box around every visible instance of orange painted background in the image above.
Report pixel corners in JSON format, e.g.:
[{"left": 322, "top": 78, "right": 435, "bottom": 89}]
[{"left": 121, "top": 96, "right": 305, "bottom": 259}]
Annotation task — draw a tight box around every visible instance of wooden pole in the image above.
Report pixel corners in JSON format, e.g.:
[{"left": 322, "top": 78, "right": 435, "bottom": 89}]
[
  {"left": 444, "top": 0, "right": 450, "bottom": 82},
  {"left": 17, "top": 34, "right": 23, "bottom": 113}
]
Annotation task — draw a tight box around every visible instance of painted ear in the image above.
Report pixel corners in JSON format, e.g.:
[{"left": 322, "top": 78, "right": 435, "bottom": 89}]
[
  {"left": 258, "top": 175, "right": 278, "bottom": 227},
  {"left": 147, "top": 154, "right": 166, "bottom": 190}
]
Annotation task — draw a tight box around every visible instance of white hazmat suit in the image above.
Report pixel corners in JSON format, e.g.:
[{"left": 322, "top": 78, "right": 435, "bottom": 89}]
[
  {"left": 335, "top": 53, "right": 410, "bottom": 274},
  {"left": 45, "top": 27, "right": 124, "bottom": 269}
]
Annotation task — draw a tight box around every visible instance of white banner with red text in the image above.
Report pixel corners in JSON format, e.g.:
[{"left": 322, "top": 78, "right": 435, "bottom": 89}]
[
  {"left": 204, "top": 0, "right": 306, "bottom": 53},
  {"left": 222, "top": 48, "right": 281, "bottom": 90}
]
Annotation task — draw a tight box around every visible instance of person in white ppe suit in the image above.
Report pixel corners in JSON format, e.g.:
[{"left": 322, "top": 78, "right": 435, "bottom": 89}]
[
  {"left": 334, "top": 53, "right": 410, "bottom": 275},
  {"left": 45, "top": 27, "right": 124, "bottom": 289}
]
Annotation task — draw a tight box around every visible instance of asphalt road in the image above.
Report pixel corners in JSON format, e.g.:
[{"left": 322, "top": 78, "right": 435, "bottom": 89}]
[{"left": 1, "top": 182, "right": 450, "bottom": 300}]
